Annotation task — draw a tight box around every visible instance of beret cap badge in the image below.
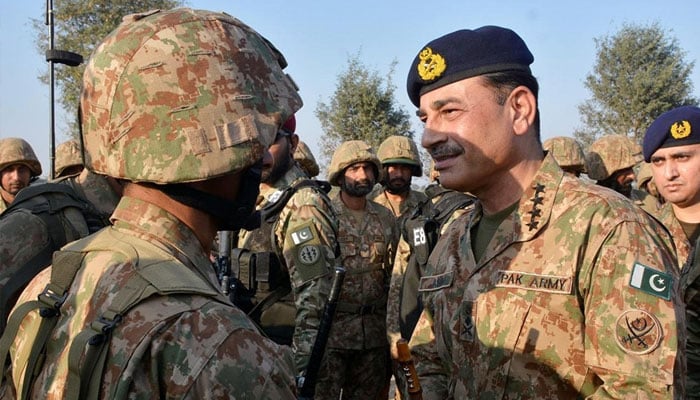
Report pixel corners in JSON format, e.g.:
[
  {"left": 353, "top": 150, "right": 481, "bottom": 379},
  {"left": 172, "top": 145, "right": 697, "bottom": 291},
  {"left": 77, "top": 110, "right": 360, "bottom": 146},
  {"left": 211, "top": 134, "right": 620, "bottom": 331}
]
[
  {"left": 670, "top": 120, "right": 691, "bottom": 140},
  {"left": 417, "top": 47, "right": 447, "bottom": 82}
]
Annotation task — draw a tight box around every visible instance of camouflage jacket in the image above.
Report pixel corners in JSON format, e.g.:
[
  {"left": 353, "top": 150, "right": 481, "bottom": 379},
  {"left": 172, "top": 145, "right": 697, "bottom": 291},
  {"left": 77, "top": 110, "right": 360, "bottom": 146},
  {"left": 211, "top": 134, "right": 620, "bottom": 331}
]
[
  {"left": 329, "top": 194, "right": 398, "bottom": 350},
  {"left": 6, "top": 196, "right": 297, "bottom": 399},
  {"left": 238, "top": 162, "right": 339, "bottom": 371},
  {"left": 370, "top": 186, "right": 427, "bottom": 218},
  {"left": 410, "top": 154, "right": 685, "bottom": 399}
]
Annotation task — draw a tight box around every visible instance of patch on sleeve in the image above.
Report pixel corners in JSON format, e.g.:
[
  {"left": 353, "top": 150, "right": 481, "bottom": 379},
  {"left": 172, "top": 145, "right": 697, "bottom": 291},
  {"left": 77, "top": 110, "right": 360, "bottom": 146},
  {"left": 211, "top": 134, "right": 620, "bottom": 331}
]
[
  {"left": 298, "top": 245, "right": 321, "bottom": 265},
  {"left": 291, "top": 226, "right": 314, "bottom": 245},
  {"left": 629, "top": 262, "right": 672, "bottom": 300},
  {"left": 418, "top": 270, "right": 454, "bottom": 292},
  {"left": 615, "top": 309, "right": 663, "bottom": 355}
]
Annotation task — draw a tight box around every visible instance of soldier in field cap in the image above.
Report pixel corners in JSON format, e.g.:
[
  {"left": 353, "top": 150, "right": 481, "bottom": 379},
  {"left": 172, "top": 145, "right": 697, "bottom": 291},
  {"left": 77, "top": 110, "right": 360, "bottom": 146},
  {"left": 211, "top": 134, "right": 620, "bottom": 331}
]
[
  {"left": 405, "top": 26, "right": 685, "bottom": 399},
  {"left": 643, "top": 105, "right": 700, "bottom": 398}
]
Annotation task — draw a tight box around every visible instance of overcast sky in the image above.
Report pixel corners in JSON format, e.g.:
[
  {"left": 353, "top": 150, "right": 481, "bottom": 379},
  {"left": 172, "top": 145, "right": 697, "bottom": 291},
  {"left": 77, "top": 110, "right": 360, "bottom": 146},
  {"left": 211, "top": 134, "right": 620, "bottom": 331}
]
[{"left": 2, "top": 0, "right": 699, "bottom": 178}]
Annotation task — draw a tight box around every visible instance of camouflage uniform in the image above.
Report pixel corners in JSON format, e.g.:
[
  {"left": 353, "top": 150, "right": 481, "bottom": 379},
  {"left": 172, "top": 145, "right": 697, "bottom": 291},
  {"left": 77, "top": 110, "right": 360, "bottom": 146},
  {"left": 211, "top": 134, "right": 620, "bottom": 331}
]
[
  {"left": 542, "top": 136, "right": 586, "bottom": 176},
  {"left": 0, "top": 169, "right": 119, "bottom": 332},
  {"left": 314, "top": 140, "right": 399, "bottom": 399},
  {"left": 0, "top": 138, "right": 42, "bottom": 213},
  {"left": 586, "top": 134, "right": 642, "bottom": 182},
  {"left": 371, "top": 188, "right": 427, "bottom": 219},
  {"left": 237, "top": 161, "right": 339, "bottom": 371},
  {"left": 410, "top": 154, "right": 685, "bottom": 399},
  {"left": 2, "top": 8, "right": 302, "bottom": 399}
]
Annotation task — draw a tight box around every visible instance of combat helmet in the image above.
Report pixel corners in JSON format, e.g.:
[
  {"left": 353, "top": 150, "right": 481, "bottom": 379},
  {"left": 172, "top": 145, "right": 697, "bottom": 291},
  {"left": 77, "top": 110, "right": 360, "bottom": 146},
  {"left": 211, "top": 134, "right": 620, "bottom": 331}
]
[
  {"left": 636, "top": 162, "right": 653, "bottom": 189},
  {"left": 54, "top": 139, "right": 84, "bottom": 178},
  {"left": 377, "top": 135, "right": 423, "bottom": 177},
  {"left": 328, "top": 140, "right": 381, "bottom": 186},
  {"left": 294, "top": 140, "right": 320, "bottom": 178},
  {"left": 0, "top": 138, "right": 42, "bottom": 177},
  {"left": 542, "top": 136, "right": 586, "bottom": 173},
  {"left": 586, "top": 135, "right": 641, "bottom": 181},
  {"left": 80, "top": 8, "right": 302, "bottom": 184}
]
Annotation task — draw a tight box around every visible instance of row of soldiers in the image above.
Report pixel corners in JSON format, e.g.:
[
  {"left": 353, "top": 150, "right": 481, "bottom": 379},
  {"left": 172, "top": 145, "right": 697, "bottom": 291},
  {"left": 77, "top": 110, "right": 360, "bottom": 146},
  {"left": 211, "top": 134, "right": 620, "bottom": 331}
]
[{"left": 0, "top": 7, "right": 697, "bottom": 400}]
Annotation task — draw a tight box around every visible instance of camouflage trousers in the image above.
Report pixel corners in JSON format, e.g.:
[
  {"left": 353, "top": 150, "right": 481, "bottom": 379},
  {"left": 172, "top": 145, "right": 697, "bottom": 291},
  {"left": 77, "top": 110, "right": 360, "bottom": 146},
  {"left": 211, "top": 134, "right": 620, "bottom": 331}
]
[{"left": 315, "top": 346, "right": 390, "bottom": 400}]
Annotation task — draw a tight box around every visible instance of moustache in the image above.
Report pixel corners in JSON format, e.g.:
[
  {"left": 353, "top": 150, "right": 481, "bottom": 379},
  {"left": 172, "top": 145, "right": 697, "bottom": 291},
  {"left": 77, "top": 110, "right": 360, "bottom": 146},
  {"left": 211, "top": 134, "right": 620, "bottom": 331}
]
[{"left": 428, "top": 143, "right": 464, "bottom": 160}]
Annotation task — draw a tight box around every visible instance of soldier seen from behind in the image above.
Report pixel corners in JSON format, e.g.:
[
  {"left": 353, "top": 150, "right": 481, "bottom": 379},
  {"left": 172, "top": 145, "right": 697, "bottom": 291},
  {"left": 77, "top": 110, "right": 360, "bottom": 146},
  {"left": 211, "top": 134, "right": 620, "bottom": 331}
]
[
  {"left": 0, "top": 138, "right": 42, "bottom": 213},
  {"left": 370, "top": 135, "right": 427, "bottom": 218},
  {"left": 235, "top": 113, "right": 342, "bottom": 376},
  {"left": 0, "top": 8, "right": 303, "bottom": 398},
  {"left": 315, "top": 140, "right": 398, "bottom": 399},
  {"left": 407, "top": 25, "right": 685, "bottom": 398},
  {"left": 643, "top": 105, "right": 700, "bottom": 399},
  {"left": 542, "top": 136, "right": 586, "bottom": 177}
]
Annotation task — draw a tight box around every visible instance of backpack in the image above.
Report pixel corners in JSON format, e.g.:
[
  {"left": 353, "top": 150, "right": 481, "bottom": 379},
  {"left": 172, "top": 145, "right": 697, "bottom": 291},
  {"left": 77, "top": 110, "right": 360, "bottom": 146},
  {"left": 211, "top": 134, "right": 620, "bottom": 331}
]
[
  {"left": 0, "top": 183, "right": 109, "bottom": 334},
  {"left": 398, "top": 185, "right": 474, "bottom": 339}
]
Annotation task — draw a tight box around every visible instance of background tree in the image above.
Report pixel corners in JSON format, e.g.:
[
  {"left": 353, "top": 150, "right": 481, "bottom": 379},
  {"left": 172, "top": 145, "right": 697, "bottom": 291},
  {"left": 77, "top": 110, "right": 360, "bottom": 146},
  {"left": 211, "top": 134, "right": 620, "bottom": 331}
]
[
  {"left": 315, "top": 53, "right": 413, "bottom": 166},
  {"left": 574, "top": 22, "right": 697, "bottom": 147},
  {"left": 32, "top": 0, "right": 183, "bottom": 137}
]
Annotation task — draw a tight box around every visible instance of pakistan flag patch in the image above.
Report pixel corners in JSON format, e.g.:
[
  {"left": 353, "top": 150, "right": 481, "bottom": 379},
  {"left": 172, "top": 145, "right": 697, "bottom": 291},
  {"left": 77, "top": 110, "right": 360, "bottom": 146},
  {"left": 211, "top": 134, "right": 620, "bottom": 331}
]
[{"left": 629, "top": 262, "right": 672, "bottom": 301}]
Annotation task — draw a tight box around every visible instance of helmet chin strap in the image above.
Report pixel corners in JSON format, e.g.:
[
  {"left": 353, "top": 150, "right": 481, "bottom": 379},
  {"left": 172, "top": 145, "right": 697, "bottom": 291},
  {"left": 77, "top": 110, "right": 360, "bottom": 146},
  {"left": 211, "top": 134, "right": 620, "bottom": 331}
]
[{"left": 161, "top": 161, "right": 262, "bottom": 231}]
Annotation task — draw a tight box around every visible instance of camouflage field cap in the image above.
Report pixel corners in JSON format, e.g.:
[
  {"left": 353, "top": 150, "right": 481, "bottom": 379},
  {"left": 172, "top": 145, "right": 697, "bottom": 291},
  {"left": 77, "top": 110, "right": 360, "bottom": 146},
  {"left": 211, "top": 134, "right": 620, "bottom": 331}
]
[
  {"left": 81, "top": 8, "right": 302, "bottom": 184},
  {"left": 55, "top": 139, "right": 84, "bottom": 177},
  {"left": 294, "top": 140, "right": 320, "bottom": 178},
  {"left": 328, "top": 140, "right": 381, "bottom": 186},
  {"left": 377, "top": 135, "right": 422, "bottom": 177},
  {"left": 586, "top": 135, "right": 641, "bottom": 181},
  {"left": 542, "top": 136, "right": 586, "bottom": 172},
  {"left": 0, "top": 137, "right": 42, "bottom": 176}
]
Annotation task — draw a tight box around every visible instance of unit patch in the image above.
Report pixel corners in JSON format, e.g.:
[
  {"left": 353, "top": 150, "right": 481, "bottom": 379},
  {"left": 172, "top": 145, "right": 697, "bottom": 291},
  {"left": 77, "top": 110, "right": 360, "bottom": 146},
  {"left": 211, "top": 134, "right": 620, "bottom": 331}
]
[
  {"left": 615, "top": 309, "right": 662, "bottom": 355},
  {"left": 495, "top": 270, "right": 572, "bottom": 294},
  {"left": 299, "top": 245, "right": 321, "bottom": 265},
  {"left": 291, "top": 226, "right": 314, "bottom": 245},
  {"left": 629, "top": 262, "right": 672, "bottom": 300}
]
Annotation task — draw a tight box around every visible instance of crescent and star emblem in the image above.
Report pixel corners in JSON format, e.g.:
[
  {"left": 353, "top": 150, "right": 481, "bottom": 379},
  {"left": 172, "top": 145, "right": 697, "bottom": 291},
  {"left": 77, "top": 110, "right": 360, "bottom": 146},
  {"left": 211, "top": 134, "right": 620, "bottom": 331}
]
[{"left": 648, "top": 274, "right": 667, "bottom": 293}]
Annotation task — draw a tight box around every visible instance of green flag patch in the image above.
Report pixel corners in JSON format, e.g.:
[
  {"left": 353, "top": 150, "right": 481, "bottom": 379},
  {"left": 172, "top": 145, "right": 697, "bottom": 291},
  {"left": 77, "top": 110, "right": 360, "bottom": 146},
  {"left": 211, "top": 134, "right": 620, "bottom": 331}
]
[{"left": 629, "top": 262, "right": 672, "bottom": 300}]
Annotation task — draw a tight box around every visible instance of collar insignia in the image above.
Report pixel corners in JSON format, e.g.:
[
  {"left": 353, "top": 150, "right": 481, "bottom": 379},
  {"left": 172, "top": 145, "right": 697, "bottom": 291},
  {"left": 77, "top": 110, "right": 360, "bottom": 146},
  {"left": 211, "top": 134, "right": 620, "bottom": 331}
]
[{"left": 417, "top": 47, "right": 447, "bottom": 82}]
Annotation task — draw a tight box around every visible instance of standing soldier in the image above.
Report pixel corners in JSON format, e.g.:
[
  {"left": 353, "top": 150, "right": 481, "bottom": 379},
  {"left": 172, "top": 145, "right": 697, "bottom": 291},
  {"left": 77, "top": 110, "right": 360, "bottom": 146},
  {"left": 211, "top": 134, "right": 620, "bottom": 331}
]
[
  {"left": 53, "top": 139, "right": 85, "bottom": 179},
  {"left": 407, "top": 25, "right": 684, "bottom": 398},
  {"left": 315, "top": 140, "right": 398, "bottom": 399},
  {"left": 635, "top": 161, "right": 665, "bottom": 215},
  {"left": 1, "top": 8, "right": 302, "bottom": 398},
  {"left": 236, "top": 113, "right": 341, "bottom": 375},
  {"left": 294, "top": 139, "right": 321, "bottom": 178},
  {"left": 586, "top": 134, "right": 642, "bottom": 198},
  {"left": 643, "top": 105, "right": 700, "bottom": 399},
  {"left": 542, "top": 136, "right": 586, "bottom": 177},
  {"left": 0, "top": 138, "right": 42, "bottom": 213},
  {"left": 371, "top": 135, "right": 427, "bottom": 218}
]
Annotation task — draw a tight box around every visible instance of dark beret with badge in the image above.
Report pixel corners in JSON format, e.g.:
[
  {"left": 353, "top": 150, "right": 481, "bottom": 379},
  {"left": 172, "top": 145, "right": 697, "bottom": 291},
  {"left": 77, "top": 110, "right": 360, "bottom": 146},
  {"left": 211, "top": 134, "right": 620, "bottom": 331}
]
[
  {"left": 643, "top": 105, "right": 700, "bottom": 162},
  {"left": 406, "top": 25, "right": 535, "bottom": 107}
]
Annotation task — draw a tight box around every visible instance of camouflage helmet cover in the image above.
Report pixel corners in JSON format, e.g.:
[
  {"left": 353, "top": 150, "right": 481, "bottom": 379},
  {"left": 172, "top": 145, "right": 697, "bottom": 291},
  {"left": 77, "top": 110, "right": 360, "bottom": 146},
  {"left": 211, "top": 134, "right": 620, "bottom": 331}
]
[
  {"left": 542, "top": 136, "right": 586, "bottom": 172},
  {"left": 636, "top": 161, "right": 653, "bottom": 188},
  {"left": 328, "top": 140, "right": 381, "bottom": 186},
  {"left": 0, "top": 137, "right": 42, "bottom": 176},
  {"left": 81, "top": 8, "right": 302, "bottom": 184},
  {"left": 55, "top": 139, "right": 84, "bottom": 177},
  {"left": 294, "top": 140, "right": 320, "bottom": 178},
  {"left": 376, "top": 135, "right": 422, "bottom": 177},
  {"left": 586, "top": 135, "right": 641, "bottom": 181}
]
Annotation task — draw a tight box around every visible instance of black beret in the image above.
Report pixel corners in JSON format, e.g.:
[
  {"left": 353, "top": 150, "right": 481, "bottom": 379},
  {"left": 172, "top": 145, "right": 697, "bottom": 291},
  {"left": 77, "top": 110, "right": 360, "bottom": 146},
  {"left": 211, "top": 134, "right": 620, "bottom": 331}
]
[
  {"left": 406, "top": 26, "right": 534, "bottom": 107},
  {"left": 643, "top": 105, "right": 700, "bottom": 162}
]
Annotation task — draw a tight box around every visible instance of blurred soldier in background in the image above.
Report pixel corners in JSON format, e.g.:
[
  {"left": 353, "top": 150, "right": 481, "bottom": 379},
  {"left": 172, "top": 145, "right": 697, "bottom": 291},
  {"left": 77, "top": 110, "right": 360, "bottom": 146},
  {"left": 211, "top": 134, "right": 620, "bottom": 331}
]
[
  {"left": 236, "top": 114, "right": 341, "bottom": 375},
  {"left": 294, "top": 139, "right": 320, "bottom": 178},
  {"left": 316, "top": 140, "right": 398, "bottom": 399},
  {"left": 53, "top": 139, "right": 85, "bottom": 179},
  {"left": 586, "top": 134, "right": 643, "bottom": 198},
  {"left": 0, "top": 138, "right": 42, "bottom": 213},
  {"left": 1, "top": 8, "right": 301, "bottom": 398},
  {"left": 371, "top": 135, "right": 427, "bottom": 219},
  {"left": 643, "top": 105, "right": 700, "bottom": 399},
  {"left": 635, "top": 161, "right": 665, "bottom": 215},
  {"left": 542, "top": 136, "right": 586, "bottom": 177}
]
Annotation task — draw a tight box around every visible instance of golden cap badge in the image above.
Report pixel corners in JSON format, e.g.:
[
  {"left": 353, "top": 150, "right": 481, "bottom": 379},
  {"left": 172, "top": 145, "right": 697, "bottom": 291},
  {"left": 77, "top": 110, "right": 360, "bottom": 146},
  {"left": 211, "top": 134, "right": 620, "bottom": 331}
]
[
  {"left": 670, "top": 120, "right": 691, "bottom": 140},
  {"left": 417, "top": 47, "right": 446, "bottom": 81}
]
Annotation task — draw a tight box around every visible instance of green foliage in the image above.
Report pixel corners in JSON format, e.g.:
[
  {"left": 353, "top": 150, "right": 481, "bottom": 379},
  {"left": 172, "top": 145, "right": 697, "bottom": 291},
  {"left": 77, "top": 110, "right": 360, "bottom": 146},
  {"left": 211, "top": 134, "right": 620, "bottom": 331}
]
[
  {"left": 574, "top": 22, "right": 698, "bottom": 147},
  {"left": 32, "top": 0, "right": 184, "bottom": 137},
  {"left": 315, "top": 53, "right": 413, "bottom": 164}
]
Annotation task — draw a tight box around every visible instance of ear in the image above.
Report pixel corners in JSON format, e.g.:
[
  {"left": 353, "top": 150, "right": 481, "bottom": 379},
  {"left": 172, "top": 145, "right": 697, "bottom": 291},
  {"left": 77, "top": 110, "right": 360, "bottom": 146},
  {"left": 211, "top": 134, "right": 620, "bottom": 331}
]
[
  {"left": 507, "top": 86, "right": 536, "bottom": 136},
  {"left": 289, "top": 133, "right": 300, "bottom": 154}
]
